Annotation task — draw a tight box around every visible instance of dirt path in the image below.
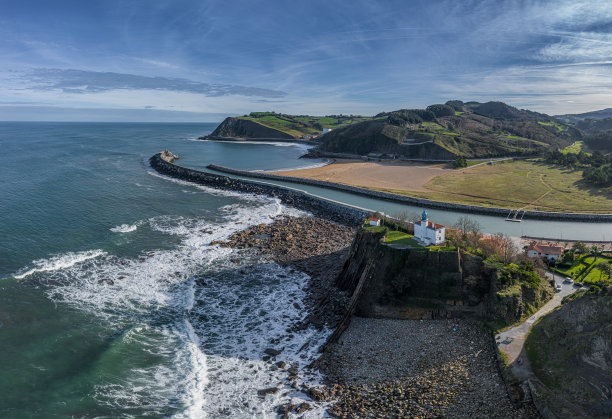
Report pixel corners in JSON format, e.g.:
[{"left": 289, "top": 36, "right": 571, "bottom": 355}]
[{"left": 495, "top": 272, "right": 581, "bottom": 380}]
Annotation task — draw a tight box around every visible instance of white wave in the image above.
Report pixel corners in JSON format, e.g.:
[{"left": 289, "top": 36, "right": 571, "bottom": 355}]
[
  {"left": 110, "top": 223, "right": 139, "bottom": 233},
  {"left": 13, "top": 249, "right": 107, "bottom": 279},
  {"left": 209, "top": 140, "right": 313, "bottom": 150},
  {"left": 32, "top": 188, "right": 320, "bottom": 416}
]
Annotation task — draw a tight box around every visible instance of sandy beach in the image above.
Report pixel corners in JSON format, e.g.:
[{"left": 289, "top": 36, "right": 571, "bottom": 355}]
[{"left": 274, "top": 159, "right": 453, "bottom": 192}]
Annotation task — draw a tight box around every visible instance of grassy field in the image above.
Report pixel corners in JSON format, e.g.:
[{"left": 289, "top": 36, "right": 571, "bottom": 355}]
[
  {"left": 414, "top": 160, "right": 612, "bottom": 213},
  {"left": 537, "top": 121, "right": 564, "bottom": 132},
  {"left": 561, "top": 140, "right": 591, "bottom": 154},
  {"left": 555, "top": 254, "right": 612, "bottom": 284}
]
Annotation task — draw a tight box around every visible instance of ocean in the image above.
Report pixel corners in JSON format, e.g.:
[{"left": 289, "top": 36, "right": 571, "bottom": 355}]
[{"left": 0, "top": 122, "right": 329, "bottom": 417}]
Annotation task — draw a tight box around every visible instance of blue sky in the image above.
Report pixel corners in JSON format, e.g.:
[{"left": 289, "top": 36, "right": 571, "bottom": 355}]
[{"left": 1, "top": 0, "right": 612, "bottom": 121}]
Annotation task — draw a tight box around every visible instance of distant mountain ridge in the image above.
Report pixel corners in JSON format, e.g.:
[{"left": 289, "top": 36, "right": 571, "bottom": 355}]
[{"left": 556, "top": 108, "right": 612, "bottom": 123}]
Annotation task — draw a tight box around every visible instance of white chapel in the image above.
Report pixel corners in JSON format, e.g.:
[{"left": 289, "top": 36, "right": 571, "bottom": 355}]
[{"left": 414, "top": 210, "right": 445, "bottom": 245}]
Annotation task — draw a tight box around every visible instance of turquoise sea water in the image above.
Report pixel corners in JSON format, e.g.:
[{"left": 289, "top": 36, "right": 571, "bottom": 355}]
[{"left": 0, "top": 122, "right": 329, "bottom": 417}]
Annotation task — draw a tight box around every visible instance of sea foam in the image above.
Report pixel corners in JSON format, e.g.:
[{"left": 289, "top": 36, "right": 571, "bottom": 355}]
[
  {"left": 13, "top": 249, "right": 107, "bottom": 280},
  {"left": 20, "top": 174, "right": 324, "bottom": 417}
]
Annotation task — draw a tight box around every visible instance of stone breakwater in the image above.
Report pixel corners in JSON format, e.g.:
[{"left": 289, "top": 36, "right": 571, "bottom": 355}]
[
  {"left": 208, "top": 163, "right": 612, "bottom": 222},
  {"left": 149, "top": 153, "right": 368, "bottom": 226}
]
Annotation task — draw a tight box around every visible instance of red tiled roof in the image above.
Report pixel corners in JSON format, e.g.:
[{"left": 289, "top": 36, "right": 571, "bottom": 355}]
[
  {"left": 369, "top": 217, "right": 380, "bottom": 221},
  {"left": 417, "top": 220, "right": 444, "bottom": 230},
  {"left": 527, "top": 242, "right": 564, "bottom": 255}
]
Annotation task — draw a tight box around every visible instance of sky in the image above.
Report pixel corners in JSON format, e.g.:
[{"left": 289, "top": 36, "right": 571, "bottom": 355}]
[{"left": 1, "top": 0, "right": 612, "bottom": 121}]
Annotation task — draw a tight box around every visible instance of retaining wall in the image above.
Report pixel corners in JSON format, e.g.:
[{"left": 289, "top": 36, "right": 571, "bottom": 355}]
[{"left": 207, "top": 164, "right": 612, "bottom": 222}]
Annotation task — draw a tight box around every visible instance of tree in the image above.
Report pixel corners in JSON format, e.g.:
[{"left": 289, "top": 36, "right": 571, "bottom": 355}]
[
  {"left": 572, "top": 241, "right": 588, "bottom": 255},
  {"left": 453, "top": 216, "right": 482, "bottom": 249},
  {"left": 590, "top": 245, "right": 602, "bottom": 262},
  {"left": 597, "top": 262, "right": 612, "bottom": 281},
  {"left": 454, "top": 157, "right": 468, "bottom": 168},
  {"left": 426, "top": 104, "right": 455, "bottom": 118}
]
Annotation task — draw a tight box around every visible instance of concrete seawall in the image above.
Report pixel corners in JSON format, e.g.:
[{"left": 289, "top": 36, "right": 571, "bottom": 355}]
[
  {"left": 149, "top": 153, "right": 368, "bottom": 226},
  {"left": 207, "top": 164, "right": 612, "bottom": 222}
]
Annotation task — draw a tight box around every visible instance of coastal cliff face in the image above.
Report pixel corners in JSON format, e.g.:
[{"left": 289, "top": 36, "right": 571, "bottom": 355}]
[
  {"left": 526, "top": 287, "right": 612, "bottom": 418},
  {"left": 209, "top": 117, "right": 294, "bottom": 139},
  {"left": 336, "top": 229, "right": 553, "bottom": 324}
]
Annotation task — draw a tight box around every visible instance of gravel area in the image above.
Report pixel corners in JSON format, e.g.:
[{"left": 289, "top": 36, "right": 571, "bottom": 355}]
[{"left": 318, "top": 317, "right": 539, "bottom": 418}]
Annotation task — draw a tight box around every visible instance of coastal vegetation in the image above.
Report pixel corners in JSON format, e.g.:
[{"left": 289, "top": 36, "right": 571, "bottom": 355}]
[
  {"left": 545, "top": 148, "right": 612, "bottom": 186},
  {"left": 551, "top": 246, "right": 612, "bottom": 288}
]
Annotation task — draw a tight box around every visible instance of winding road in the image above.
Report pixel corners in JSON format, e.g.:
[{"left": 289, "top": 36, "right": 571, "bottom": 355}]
[{"left": 495, "top": 271, "right": 582, "bottom": 380}]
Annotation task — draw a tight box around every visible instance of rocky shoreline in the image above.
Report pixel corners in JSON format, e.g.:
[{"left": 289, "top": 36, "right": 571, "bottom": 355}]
[
  {"left": 213, "top": 216, "right": 356, "bottom": 330},
  {"left": 212, "top": 216, "right": 539, "bottom": 418}
]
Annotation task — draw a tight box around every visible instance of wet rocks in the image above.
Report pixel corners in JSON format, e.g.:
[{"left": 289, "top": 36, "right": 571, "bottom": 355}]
[
  {"left": 264, "top": 348, "right": 282, "bottom": 357},
  {"left": 257, "top": 387, "right": 279, "bottom": 398},
  {"left": 216, "top": 216, "right": 356, "bottom": 329}
]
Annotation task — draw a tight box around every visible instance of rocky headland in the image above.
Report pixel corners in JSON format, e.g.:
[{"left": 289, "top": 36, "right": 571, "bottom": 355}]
[{"left": 203, "top": 117, "right": 294, "bottom": 139}]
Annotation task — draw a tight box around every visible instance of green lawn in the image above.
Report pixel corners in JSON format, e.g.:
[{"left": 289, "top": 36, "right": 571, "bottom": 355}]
[
  {"left": 384, "top": 230, "right": 423, "bottom": 247},
  {"left": 555, "top": 254, "right": 612, "bottom": 284}
]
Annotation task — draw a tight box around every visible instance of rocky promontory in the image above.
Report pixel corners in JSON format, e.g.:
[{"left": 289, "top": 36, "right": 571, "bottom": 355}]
[{"left": 204, "top": 117, "right": 294, "bottom": 139}]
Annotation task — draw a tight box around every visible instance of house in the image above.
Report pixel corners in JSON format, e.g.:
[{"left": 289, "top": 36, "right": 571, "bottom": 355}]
[
  {"left": 414, "top": 210, "right": 445, "bottom": 245},
  {"left": 527, "top": 242, "right": 564, "bottom": 261},
  {"left": 368, "top": 217, "right": 381, "bottom": 227}
]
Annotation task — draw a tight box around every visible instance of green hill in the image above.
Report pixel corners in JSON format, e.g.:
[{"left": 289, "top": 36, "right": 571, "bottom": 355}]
[
  {"left": 207, "top": 112, "right": 372, "bottom": 139},
  {"left": 205, "top": 101, "right": 583, "bottom": 158},
  {"left": 317, "top": 101, "right": 578, "bottom": 158}
]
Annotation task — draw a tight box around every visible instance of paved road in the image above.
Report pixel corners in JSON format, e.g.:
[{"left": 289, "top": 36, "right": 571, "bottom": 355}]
[{"left": 495, "top": 271, "right": 584, "bottom": 380}]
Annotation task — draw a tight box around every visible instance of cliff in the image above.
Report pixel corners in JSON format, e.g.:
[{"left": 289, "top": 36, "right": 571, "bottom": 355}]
[
  {"left": 525, "top": 287, "right": 612, "bottom": 418},
  {"left": 336, "top": 229, "right": 553, "bottom": 325},
  {"left": 208, "top": 117, "right": 294, "bottom": 139}
]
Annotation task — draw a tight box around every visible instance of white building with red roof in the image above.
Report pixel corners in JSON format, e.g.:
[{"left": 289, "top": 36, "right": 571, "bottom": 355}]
[
  {"left": 368, "top": 217, "right": 381, "bottom": 227},
  {"left": 527, "top": 242, "right": 564, "bottom": 261},
  {"left": 414, "top": 210, "right": 445, "bottom": 245}
]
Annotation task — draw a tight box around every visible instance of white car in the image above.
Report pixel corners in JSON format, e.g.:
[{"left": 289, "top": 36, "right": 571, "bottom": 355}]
[
  {"left": 556, "top": 284, "right": 563, "bottom": 292},
  {"left": 564, "top": 277, "right": 574, "bottom": 284}
]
